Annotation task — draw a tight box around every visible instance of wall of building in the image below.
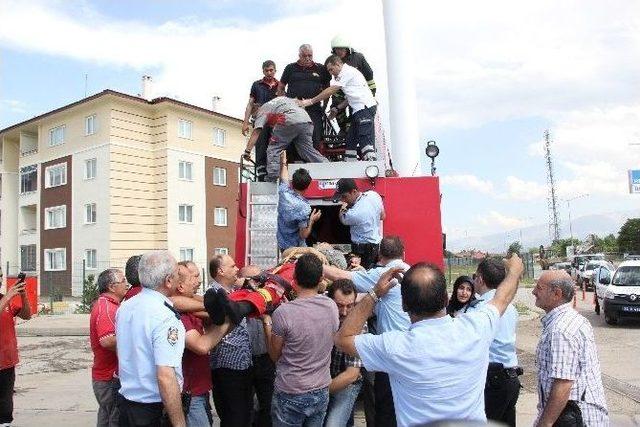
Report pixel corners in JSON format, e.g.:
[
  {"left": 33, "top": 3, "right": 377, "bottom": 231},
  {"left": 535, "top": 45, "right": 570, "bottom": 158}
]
[
  {"left": 166, "top": 148, "right": 207, "bottom": 269},
  {"left": 40, "top": 155, "right": 72, "bottom": 297},
  {"left": 205, "top": 157, "right": 239, "bottom": 271},
  {"left": 71, "top": 144, "right": 111, "bottom": 295},
  {"left": 0, "top": 137, "right": 20, "bottom": 283},
  {"left": 108, "top": 99, "right": 168, "bottom": 264}
]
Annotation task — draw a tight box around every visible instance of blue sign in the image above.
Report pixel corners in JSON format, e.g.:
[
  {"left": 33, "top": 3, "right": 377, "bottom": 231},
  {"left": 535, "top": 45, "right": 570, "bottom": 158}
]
[{"left": 630, "top": 170, "right": 640, "bottom": 194}]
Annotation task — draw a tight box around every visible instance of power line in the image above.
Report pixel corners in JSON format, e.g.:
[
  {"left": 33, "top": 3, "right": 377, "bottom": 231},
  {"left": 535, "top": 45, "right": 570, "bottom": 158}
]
[{"left": 544, "top": 129, "right": 561, "bottom": 242}]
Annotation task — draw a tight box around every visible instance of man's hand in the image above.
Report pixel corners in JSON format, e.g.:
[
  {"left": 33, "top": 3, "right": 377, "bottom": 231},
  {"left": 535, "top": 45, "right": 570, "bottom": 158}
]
[
  {"left": 310, "top": 209, "right": 322, "bottom": 223},
  {"left": 327, "top": 107, "right": 338, "bottom": 121},
  {"left": 243, "top": 149, "right": 252, "bottom": 161},
  {"left": 504, "top": 253, "right": 525, "bottom": 279},
  {"left": 280, "top": 151, "right": 287, "bottom": 166},
  {"left": 242, "top": 122, "right": 250, "bottom": 136},
  {"left": 373, "top": 267, "right": 405, "bottom": 299},
  {"left": 6, "top": 282, "right": 25, "bottom": 299},
  {"left": 296, "top": 99, "right": 312, "bottom": 108}
]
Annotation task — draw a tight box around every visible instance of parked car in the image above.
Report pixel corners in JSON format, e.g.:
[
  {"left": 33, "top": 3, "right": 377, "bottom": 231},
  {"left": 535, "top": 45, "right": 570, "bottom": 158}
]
[
  {"left": 594, "top": 260, "right": 640, "bottom": 325},
  {"left": 552, "top": 262, "right": 572, "bottom": 274},
  {"left": 581, "top": 260, "right": 614, "bottom": 291},
  {"left": 571, "top": 254, "right": 605, "bottom": 284}
]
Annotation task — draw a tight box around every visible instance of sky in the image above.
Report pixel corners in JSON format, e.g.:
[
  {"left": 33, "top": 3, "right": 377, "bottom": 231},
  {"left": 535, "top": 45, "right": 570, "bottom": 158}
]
[{"left": 1, "top": 0, "right": 639, "bottom": 249}]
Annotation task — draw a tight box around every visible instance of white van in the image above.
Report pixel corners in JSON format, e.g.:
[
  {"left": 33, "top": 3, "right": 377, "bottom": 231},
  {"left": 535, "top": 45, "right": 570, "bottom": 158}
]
[{"left": 594, "top": 260, "right": 640, "bottom": 325}]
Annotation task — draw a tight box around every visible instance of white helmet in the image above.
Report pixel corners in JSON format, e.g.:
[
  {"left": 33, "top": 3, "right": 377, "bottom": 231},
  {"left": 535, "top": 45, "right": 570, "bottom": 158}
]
[{"left": 331, "top": 35, "right": 351, "bottom": 49}]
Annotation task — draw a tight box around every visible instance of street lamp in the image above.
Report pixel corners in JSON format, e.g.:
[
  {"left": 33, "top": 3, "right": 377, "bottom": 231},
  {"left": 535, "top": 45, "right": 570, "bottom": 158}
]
[
  {"left": 425, "top": 140, "right": 439, "bottom": 176},
  {"left": 564, "top": 194, "right": 589, "bottom": 249}
]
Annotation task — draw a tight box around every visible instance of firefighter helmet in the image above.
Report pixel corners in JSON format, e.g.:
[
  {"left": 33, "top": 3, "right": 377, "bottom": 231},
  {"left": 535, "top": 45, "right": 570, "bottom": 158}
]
[{"left": 331, "top": 35, "right": 351, "bottom": 49}]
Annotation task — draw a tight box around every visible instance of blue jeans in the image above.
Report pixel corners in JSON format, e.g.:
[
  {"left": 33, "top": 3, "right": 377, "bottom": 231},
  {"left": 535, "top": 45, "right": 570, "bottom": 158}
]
[
  {"left": 324, "top": 380, "right": 362, "bottom": 427},
  {"left": 272, "top": 387, "right": 329, "bottom": 427},
  {"left": 187, "top": 393, "right": 213, "bottom": 427}
]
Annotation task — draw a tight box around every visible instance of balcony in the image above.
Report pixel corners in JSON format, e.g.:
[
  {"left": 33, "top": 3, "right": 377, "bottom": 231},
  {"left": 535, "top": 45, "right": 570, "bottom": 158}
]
[
  {"left": 19, "top": 132, "right": 38, "bottom": 158},
  {"left": 20, "top": 148, "right": 38, "bottom": 157}
]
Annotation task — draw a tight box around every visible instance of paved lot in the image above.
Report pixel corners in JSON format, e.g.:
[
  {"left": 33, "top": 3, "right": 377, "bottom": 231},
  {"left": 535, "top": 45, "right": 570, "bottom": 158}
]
[{"left": 10, "top": 289, "right": 640, "bottom": 426}]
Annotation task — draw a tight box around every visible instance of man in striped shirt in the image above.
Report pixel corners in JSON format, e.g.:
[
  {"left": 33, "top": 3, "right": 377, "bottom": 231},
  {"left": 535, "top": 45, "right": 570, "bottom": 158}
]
[{"left": 533, "top": 270, "right": 609, "bottom": 426}]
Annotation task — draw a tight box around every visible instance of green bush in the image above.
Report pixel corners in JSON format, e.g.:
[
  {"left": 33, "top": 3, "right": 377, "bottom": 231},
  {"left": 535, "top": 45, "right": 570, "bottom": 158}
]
[{"left": 75, "top": 274, "right": 98, "bottom": 314}]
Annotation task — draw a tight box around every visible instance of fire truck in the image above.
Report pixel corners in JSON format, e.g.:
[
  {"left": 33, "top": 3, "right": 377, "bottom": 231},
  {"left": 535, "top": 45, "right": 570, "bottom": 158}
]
[{"left": 234, "top": 2, "right": 443, "bottom": 271}]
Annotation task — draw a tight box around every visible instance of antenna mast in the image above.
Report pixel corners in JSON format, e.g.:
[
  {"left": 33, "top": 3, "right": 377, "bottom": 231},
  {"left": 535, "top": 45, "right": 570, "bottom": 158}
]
[{"left": 544, "top": 130, "right": 561, "bottom": 242}]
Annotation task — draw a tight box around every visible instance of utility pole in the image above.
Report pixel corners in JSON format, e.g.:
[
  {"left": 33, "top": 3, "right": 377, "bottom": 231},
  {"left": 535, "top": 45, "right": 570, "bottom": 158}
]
[
  {"left": 565, "top": 194, "right": 589, "bottom": 243},
  {"left": 544, "top": 130, "right": 561, "bottom": 242}
]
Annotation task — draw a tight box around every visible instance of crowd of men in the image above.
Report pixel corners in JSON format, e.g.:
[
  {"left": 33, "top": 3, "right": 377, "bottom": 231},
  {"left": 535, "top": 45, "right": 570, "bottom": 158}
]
[
  {"left": 242, "top": 38, "right": 379, "bottom": 182},
  {"left": 0, "top": 36, "right": 611, "bottom": 427}
]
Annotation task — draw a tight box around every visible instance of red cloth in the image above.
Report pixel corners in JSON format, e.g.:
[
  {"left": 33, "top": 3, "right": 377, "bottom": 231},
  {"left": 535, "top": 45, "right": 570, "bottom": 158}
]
[
  {"left": 266, "top": 113, "right": 286, "bottom": 127},
  {"left": 181, "top": 314, "right": 212, "bottom": 395},
  {"left": 0, "top": 293, "right": 21, "bottom": 369},
  {"left": 123, "top": 286, "right": 142, "bottom": 301},
  {"left": 89, "top": 294, "right": 120, "bottom": 381}
]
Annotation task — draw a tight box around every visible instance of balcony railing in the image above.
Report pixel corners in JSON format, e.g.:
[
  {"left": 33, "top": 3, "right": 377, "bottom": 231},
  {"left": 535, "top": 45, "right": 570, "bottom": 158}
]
[
  {"left": 20, "top": 148, "right": 38, "bottom": 157},
  {"left": 20, "top": 228, "right": 37, "bottom": 236}
]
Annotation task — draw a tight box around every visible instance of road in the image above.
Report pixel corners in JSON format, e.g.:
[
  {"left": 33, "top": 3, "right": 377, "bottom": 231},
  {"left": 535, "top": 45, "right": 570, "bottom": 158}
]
[{"left": 10, "top": 289, "right": 640, "bottom": 426}]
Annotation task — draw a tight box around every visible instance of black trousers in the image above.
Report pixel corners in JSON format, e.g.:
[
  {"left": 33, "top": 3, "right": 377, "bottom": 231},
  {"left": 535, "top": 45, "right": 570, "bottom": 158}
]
[
  {"left": 117, "top": 394, "right": 164, "bottom": 427},
  {"left": 306, "top": 106, "right": 324, "bottom": 150},
  {"left": 211, "top": 367, "right": 253, "bottom": 427},
  {"left": 485, "top": 368, "right": 521, "bottom": 427},
  {"left": 255, "top": 126, "right": 271, "bottom": 182},
  {"left": 352, "top": 243, "right": 379, "bottom": 270},
  {"left": 0, "top": 367, "right": 15, "bottom": 424},
  {"left": 374, "top": 372, "right": 396, "bottom": 427},
  {"left": 251, "top": 354, "right": 275, "bottom": 427}
]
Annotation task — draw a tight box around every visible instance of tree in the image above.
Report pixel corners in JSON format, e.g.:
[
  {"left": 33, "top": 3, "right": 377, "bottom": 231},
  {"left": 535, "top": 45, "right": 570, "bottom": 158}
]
[
  {"left": 618, "top": 218, "right": 640, "bottom": 253},
  {"left": 592, "top": 233, "right": 619, "bottom": 253},
  {"left": 550, "top": 238, "right": 581, "bottom": 258},
  {"left": 74, "top": 274, "right": 98, "bottom": 314},
  {"left": 507, "top": 241, "right": 522, "bottom": 256}
]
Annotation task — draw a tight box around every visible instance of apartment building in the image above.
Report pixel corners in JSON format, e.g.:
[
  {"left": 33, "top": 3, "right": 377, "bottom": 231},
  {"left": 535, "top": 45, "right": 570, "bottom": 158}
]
[{"left": 0, "top": 89, "right": 244, "bottom": 296}]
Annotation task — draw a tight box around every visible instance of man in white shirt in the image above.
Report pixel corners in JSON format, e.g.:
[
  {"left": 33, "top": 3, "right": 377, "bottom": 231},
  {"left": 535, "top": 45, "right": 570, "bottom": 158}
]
[
  {"left": 334, "top": 255, "right": 524, "bottom": 427},
  {"left": 298, "top": 55, "right": 378, "bottom": 161}
]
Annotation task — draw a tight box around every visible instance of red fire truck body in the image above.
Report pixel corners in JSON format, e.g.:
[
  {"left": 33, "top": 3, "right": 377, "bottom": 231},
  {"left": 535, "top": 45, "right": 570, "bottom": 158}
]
[{"left": 235, "top": 170, "right": 444, "bottom": 271}]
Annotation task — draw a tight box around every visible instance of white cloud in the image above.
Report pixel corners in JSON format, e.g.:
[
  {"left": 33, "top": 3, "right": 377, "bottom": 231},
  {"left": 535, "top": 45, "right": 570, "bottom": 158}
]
[
  {"left": 0, "top": 99, "right": 27, "bottom": 114},
  {"left": 440, "top": 174, "right": 494, "bottom": 194},
  {"left": 478, "top": 211, "right": 526, "bottom": 230},
  {"left": 502, "top": 176, "right": 548, "bottom": 202}
]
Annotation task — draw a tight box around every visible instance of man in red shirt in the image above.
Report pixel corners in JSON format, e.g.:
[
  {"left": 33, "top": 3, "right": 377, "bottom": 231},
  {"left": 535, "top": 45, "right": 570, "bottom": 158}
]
[
  {"left": 0, "top": 274, "right": 32, "bottom": 426},
  {"left": 176, "top": 261, "right": 231, "bottom": 426},
  {"left": 90, "top": 268, "right": 128, "bottom": 427},
  {"left": 122, "top": 255, "right": 142, "bottom": 301}
]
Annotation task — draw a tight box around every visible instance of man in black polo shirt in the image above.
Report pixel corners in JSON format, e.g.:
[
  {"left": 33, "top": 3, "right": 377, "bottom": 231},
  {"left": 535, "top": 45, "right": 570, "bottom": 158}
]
[
  {"left": 242, "top": 60, "right": 279, "bottom": 182},
  {"left": 278, "top": 44, "right": 331, "bottom": 150}
]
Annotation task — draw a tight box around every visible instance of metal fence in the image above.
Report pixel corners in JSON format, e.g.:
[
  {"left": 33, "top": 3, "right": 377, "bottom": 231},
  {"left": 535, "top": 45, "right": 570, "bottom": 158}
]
[{"left": 444, "top": 253, "right": 536, "bottom": 288}]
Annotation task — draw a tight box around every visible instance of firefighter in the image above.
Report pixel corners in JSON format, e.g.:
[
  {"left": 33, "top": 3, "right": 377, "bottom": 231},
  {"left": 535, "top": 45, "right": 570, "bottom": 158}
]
[
  {"left": 242, "top": 60, "right": 279, "bottom": 182},
  {"left": 329, "top": 35, "right": 376, "bottom": 136},
  {"left": 298, "top": 56, "right": 377, "bottom": 161}
]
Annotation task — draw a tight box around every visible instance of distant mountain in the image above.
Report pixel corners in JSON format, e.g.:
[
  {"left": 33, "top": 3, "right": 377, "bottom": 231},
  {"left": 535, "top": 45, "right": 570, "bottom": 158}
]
[{"left": 448, "top": 209, "right": 640, "bottom": 253}]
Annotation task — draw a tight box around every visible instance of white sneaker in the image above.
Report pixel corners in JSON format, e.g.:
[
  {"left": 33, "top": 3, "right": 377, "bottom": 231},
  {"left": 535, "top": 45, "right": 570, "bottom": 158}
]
[{"left": 363, "top": 152, "right": 377, "bottom": 161}]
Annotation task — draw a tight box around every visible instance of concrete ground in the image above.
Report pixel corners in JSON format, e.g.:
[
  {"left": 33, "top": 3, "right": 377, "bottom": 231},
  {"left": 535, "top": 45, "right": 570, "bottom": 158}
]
[{"left": 10, "top": 288, "right": 640, "bottom": 426}]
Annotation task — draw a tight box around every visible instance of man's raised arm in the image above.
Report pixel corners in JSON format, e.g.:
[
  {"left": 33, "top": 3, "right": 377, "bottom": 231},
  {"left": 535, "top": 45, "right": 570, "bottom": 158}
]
[{"left": 488, "top": 254, "right": 524, "bottom": 316}]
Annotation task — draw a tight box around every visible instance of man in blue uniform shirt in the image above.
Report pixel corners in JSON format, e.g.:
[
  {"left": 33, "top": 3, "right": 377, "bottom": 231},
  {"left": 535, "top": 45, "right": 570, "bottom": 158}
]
[
  {"left": 467, "top": 257, "right": 521, "bottom": 426},
  {"left": 335, "top": 178, "right": 384, "bottom": 269},
  {"left": 335, "top": 255, "right": 524, "bottom": 427},
  {"left": 116, "top": 250, "right": 186, "bottom": 427}
]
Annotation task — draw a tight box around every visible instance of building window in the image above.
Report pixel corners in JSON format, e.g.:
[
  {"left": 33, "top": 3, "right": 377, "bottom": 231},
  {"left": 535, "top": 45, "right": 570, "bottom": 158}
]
[
  {"left": 214, "top": 207, "right": 228, "bottom": 227},
  {"left": 85, "top": 115, "right": 96, "bottom": 135},
  {"left": 178, "top": 204, "right": 193, "bottom": 223},
  {"left": 49, "top": 125, "right": 65, "bottom": 147},
  {"left": 20, "top": 245, "right": 37, "bottom": 272},
  {"left": 179, "top": 161, "right": 193, "bottom": 181},
  {"left": 85, "top": 203, "right": 97, "bottom": 224},
  {"left": 178, "top": 119, "right": 193, "bottom": 139},
  {"left": 213, "top": 128, "right": 226, "bottom": 147},
  {"left": 179, "top": 248, "right": 194, "bottom": 262},
  {"left": 214, "top": 247, "right": 229, "bottom": 255},
  {"left": 85, "top": 249, "right": 97, "bottom": 269},
  {"left": 85, "top": 158, "right": 97, "bottom": 180},
  {"left": 45, "top": 163, "right": 67, "bottom": 188},
  {"left": 19, "top": 165, "right": 37, "bottom": 194},
  {"left": 44, "top": 248, "right": 66, "bottom": 271},
  {"left": 45, "top": 205, "right": 66, "bottom": 229},
  {"left": 213, "top": 167, "right": 227, "bottom": 186}
]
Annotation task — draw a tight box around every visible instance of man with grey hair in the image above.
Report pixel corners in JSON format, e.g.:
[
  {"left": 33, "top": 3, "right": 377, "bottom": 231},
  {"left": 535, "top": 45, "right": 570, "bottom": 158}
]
[
  {"left": 278, "top": 43, "right": 331, "bottom": 150},
  {"left": 116, "top": 251, "right": 187, "bottom": 427},
  {"left": 532, "top": 270, "right": 608, "bottom": 426},
  {"left": 90, "top": 268, "right": 127, "bottom": 427}
]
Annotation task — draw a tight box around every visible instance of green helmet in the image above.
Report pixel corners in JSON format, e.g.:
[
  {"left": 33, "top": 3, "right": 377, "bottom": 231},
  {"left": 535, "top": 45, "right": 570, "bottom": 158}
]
[{"left": 331, "top": 35, "right": 351, "bottom": 49}]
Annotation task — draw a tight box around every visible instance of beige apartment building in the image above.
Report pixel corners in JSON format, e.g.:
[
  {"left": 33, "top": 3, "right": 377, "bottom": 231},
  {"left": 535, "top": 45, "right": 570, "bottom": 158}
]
[{"left": 0, "top": 89, "right": 244, "bottom": 297}]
